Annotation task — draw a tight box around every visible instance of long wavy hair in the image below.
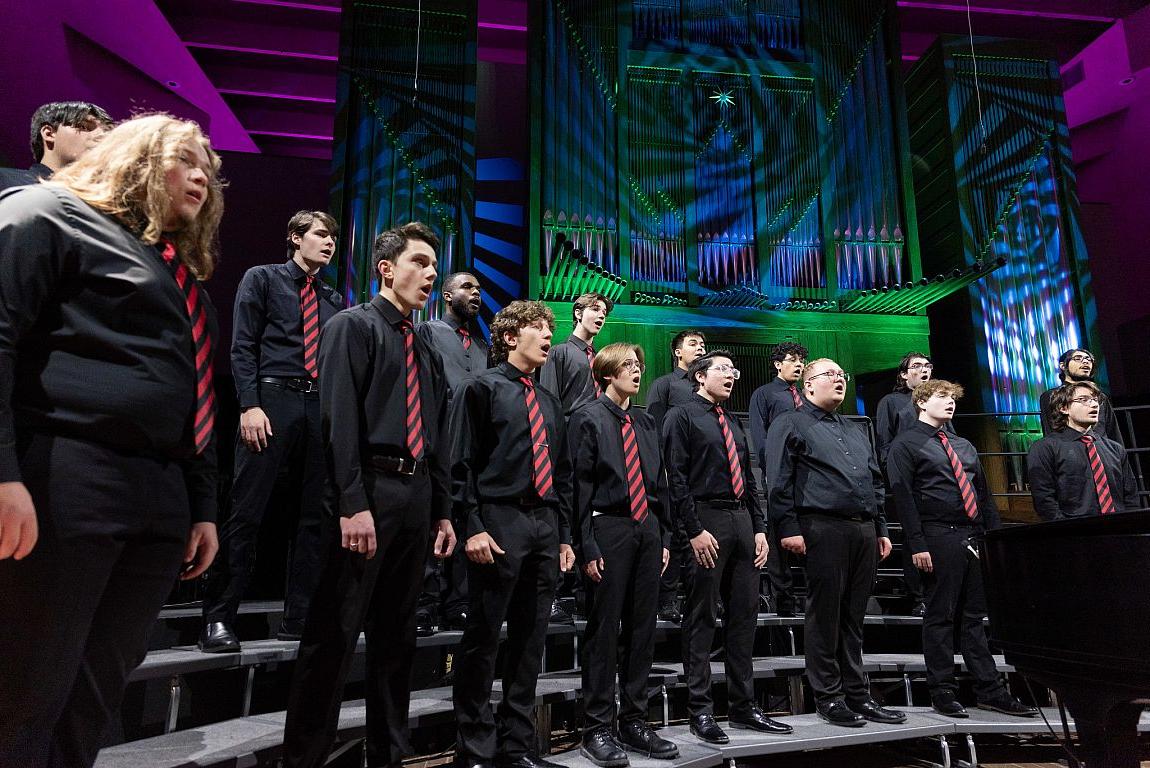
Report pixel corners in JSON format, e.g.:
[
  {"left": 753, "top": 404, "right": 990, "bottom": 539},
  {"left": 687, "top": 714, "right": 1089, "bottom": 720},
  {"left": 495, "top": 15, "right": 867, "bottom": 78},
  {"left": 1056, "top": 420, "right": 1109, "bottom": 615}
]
[{"left": 49, "top": 113, "right": 224, "bottom": 279}]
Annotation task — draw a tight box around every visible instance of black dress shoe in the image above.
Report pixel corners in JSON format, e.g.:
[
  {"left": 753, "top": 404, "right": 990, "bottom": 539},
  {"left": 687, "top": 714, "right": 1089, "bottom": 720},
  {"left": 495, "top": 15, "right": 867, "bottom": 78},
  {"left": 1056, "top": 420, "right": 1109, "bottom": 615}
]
[
  {"left": 276, "top": 619, "right": 304, "bottom": 641},
  {"left": 850, "top": 699, "right": 907, "bottom": 724},
  {"left": 549, "top": 600, "right": 574, "bottom": 625},
  {"left": 657, "top": 602, "right": 682, "bottom": 624},
  {"left": 931, "top": 690, "right": 968, "bottom": 718},
  {"left": 977, "top": 695, "right": 1039, "bottom": 717},
  {"left": 617, "top": 719, "right": 679, "bottom": 759},
  {"left": 453, "top": 757, "right": 494, "bottom": 768},
  {"left": 444, "top": 612, "right": 469, "bottom": 631},
  {"left": 816, "top": 700, "right": 866, "bottom": 727},
  {"left": 416, "top": 610, "right": 437, "bottom": 637},
  {"left": 498, "top": 753, "right": 564, "bottom": 768},
  {"left": 729, "top": 706, "right": 794, "bottom": 734},
  {"left": 910, "top": 601, "right": 927, "bottom": 617},
  {"left": 199, "top": 621, "right": 241, "bottom": 653},
  {"left": 579, "top": 727, "right": 629, "bottom": 767},
  {"left": 689, "top": 714, "right": 729, "bottom": 744}
]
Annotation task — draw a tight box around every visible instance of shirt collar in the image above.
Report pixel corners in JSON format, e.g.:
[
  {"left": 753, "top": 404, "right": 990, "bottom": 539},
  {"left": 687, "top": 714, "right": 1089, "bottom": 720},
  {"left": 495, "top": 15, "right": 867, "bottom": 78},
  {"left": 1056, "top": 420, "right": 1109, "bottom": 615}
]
[
  {"left": 673, "top": 368, "right": 688, "bottom": 380},
  {"left": 567, "top": 333, "right": 592, "bottom": 352},
  {"left": 28, "top": 162, "right": 54, "bottom": 181},
  {"left": 910, "top": 419, "right": 944, "bottom": 436},
  {"left": 370, "top": 293, "right": 410, "bottom": 328},
  {"left": 598, "top": 393, "right": 631, "bottom": 420},
  {"left": 1052, "top": 426, "right": 1094, "bottom": 441},
  {"left": 806, "top": 405, "right": 840, "bottom": 422},
  {"left": 284, "top": 259, "right": 309, "bottom": 282},
  {"left": 497, "top": 360, "right": 534, "bottom": 382}
]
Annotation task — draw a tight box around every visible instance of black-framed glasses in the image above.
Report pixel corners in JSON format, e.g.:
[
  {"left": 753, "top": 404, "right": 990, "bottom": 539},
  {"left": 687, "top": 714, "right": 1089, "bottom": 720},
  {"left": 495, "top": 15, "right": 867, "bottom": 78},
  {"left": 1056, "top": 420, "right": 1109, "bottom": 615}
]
[
  {"left": 907, "top": 362, "right": 934, "bottom": 371},
  {"left": 807, "top": 370, "right": 851, "bottom": 383},
  {"left": 1069, "top": 354, "right": 1094, "bottom": 364}
]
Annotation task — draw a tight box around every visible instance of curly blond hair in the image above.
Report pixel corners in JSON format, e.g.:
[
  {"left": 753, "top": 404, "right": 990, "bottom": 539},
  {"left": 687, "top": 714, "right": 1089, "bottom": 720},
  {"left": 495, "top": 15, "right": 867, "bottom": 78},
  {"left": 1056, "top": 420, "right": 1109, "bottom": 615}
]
[{"left": 49, "top": 113, "right": 224, "bottom": 279}]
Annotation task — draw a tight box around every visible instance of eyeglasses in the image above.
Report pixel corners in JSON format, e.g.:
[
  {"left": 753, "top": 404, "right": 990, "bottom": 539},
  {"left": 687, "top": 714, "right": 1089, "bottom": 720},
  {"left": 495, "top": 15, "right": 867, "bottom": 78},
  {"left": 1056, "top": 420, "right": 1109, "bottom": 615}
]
[
  {"left": 807, "top": 370, "right": 851, "bottom": 383},
  {"left": 620, "top": 360, "right": 646, "bottom": 373},
  {"left": 709, "top": 364, "right": 741, "bottom": 379},
  {"left": 1069, "top": 354, "right": 1094, "bottom": 364},
  {"left": 1070, "top": 396, "right": 1100, "bottom": 405},
  {"left": 907, "top": 362, "right": 934, "bottom": 371}
]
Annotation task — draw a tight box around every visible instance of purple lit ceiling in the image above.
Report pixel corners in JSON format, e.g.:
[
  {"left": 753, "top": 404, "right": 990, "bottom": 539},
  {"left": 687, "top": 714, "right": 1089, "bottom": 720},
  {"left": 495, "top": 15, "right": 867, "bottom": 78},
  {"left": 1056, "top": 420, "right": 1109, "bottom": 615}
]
[{"left": 0, "top": 0, "right": 1145, "bottom": 163}]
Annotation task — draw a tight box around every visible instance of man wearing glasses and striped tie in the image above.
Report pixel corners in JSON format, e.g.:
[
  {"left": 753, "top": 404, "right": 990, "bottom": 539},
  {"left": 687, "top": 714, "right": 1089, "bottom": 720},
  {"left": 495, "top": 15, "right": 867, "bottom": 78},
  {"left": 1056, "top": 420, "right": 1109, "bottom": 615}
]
[
  {"left": 1028, "top": 380, "right": 1140, "bottom": 521},
  {"left": 1038, "top": 348, "right": 1122, "bottom": 443}
]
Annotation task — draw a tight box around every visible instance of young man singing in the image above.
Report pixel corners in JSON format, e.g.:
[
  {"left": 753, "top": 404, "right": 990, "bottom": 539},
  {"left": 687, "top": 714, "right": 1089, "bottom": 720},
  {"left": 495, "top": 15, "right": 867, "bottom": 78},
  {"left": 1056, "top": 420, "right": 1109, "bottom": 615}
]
[
  {"left": 570, "top": 342, "right": 677, "bottom": 766},
  {"left": 451, "top": 300, "right": 576, "bottom": 768}
]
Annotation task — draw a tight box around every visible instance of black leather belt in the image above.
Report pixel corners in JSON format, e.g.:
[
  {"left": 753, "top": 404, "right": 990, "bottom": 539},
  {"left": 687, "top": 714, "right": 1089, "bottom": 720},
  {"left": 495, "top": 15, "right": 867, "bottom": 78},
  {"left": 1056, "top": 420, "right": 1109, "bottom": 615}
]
[
  {"left": 259, "top": 376, "right": 319, "bottom": 394},
  {"left": 369, "top": 455, "right": 423, "bottom": 476},
  {"left": 699, "top": 498, "right": 744, "bottom": 510}
]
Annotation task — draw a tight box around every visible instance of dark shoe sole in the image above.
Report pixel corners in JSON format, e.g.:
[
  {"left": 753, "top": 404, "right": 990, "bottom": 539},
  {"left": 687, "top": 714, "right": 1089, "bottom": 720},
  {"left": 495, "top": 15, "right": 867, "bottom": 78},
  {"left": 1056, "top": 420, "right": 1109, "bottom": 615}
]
[
  {"left": 688, "top": 727, "right": 729, "bottom": 744},
  {"left": 816, "top": 712, "right": 866, "bottom": 728},
  {"left": 577, "top": 747, "right": 628, "bottom": 767},
  {"left": 931, "top": 705, "right": 969, "bottom": 718},
  {"left": 276, "top": 633, "right": 302, "bottom": 641},
  {"left": 729, "top": 720, "right": 794, "bottom": 735},
  {"left": 198, "top": 642, "right": 240, "bottom": 654},
  {"left": 977, "top": 703, "right": 1039, "bottom": 718},
  {"left": 859, "top": 714, "right": 907, "bottom": 725},
  {"left": 619, "top": 742, "right": 679, "bottom": 761}
]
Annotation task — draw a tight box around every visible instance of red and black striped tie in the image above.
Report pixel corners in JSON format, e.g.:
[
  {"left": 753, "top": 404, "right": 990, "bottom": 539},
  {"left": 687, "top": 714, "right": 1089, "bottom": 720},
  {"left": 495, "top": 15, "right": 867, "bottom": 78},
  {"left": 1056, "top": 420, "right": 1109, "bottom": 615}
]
[
  {"left": 1080, "top": 434, "right": 1116, "bottom": 515},
  {"left": 458, "top": 326, "right": 472, "bottom": 350},
  {"left": 788, "top": 384, "right": 803, "bottom": 409},
  {"left": 714, "top": 405, "right": 745, "bottom": 499},
  {"left": 621, "top": 414, "right": 648, "bottom": 523},
  {"left": 937, "top": 431, "right": 979, "bottom": 520},
  {"left": 521, "top": 377, "right": 554, "bottom": 498},
  {"left": 160, "top": 240, "right": 215, "bottom": 455},
  {"left": 401, "top": 320, "right": 424, "bottom": 461},
  {"left": 300, "top": 276, "right": 319, "bottom": 379},
  {"left": 585, "top": 345, "right": 602, "bottom": 397}
]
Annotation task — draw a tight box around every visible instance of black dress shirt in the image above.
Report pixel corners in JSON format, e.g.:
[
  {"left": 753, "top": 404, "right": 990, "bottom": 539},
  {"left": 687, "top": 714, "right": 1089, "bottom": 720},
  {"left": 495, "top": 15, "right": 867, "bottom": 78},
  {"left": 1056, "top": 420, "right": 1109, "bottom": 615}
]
[
  {"left": 568, "top": 394, "right": 672, "bottom": 562},
  {"left": 449, "top": 361, "right": 573, "bottom": 543},
  {"left": 319, "top": 295, "right": 450, "bottom": 520},
  {"left": 232, "top": 260, "right": 344, "bottom": 408},
  {"left": 644, "top": 368, "right": 697, "bottom": 427},
  {"left": 887, "top": 421, "right": 1000, "bottom": 554},
  {"left": 1026, "top": 427, "right": 1140, "bottom": 521},
  {"left": 416, "top": 314, "right": 490, "bottom": 400},
  {"left": 0, "top": 184, "right": 218, "bottom": 523},
  {"left": 764, "top": 406, "right": 887, "bottom": 540},
  {"left": 748, "top": 377, "right": 805, "bottom": 476},
  {"left": 1038, "top": 386, "right": 1122, "bottom": 444},
  {"left": 0, "top": 162, "right": 52, "bottom": 193},
  {"left": 662, "top": 395, "right": 768, "bottom": 539},
  {"left": 538, "top": 333, "right": 599, "bottom": 416}
]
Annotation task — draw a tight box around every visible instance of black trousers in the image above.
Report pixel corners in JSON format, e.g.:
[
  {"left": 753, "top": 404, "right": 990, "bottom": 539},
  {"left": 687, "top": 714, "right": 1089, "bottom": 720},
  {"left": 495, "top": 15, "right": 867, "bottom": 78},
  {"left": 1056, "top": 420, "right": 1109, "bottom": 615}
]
[
  {"left": 657, "top": 521, "right": 694, "bottom": 606},
  {"left": 0, "top": 433, "right": 189, "bottom": 768},
  {"left": 762, "top": 522, "right": 795, "bottom": 608},
  {"left": 204, "top": 384, "right": 326, "bottom": 626},
  {"left": 682, "top": 504, "right": 758, "bottom": 717},
  {"left": 582, "top": 513, "right": 662, "bottom": 729},
  {"left": 886, "top": 499, "right": 922, "bottom": 602},
  {"left": 453, "top": 504, "right": 560, "bottom": 763},
  {"left": 920, "top": 523, "right": 1005, "bottom": 701},
  {"left": 800, "top": 514, "right": 877, "bottom": 706},
  {"left": 417, "top": 527, "right": 469, "bottom": 621},
  {"left": 282, "top": 466, "right": 431, "bottom": 768}
]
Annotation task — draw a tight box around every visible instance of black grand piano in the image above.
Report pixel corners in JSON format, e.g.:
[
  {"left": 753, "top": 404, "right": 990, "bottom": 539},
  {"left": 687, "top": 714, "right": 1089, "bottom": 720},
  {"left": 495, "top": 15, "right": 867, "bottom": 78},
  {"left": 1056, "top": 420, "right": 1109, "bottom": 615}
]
[{"left": 983, "top": 510, "right": 1150, "bottom": 768}]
